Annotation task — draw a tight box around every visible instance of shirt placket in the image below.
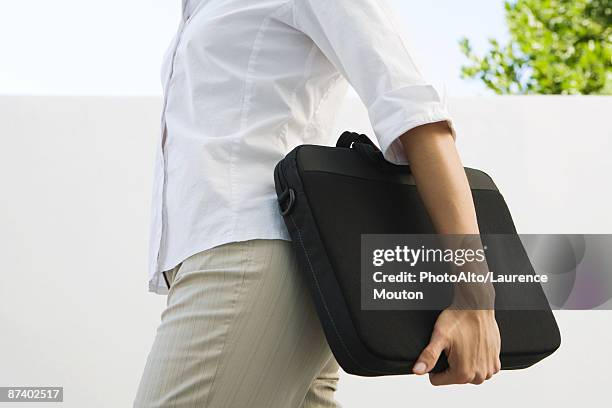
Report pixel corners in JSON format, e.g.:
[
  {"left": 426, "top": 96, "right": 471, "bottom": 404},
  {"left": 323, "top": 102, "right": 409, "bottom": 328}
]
[{"left": 152, "top": 1, "right": 195, "bottom": 279}]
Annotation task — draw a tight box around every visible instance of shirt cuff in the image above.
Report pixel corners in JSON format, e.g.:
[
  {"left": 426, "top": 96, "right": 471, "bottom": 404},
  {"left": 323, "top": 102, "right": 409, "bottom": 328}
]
[{"left": 367, "top": 84, "right": 456, "bottom": 165}]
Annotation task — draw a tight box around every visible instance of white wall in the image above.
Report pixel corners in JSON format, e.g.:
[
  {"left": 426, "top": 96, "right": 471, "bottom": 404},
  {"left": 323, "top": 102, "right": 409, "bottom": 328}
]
[{"left": 0, "top": 95, "right": 610, "bottom": 407}]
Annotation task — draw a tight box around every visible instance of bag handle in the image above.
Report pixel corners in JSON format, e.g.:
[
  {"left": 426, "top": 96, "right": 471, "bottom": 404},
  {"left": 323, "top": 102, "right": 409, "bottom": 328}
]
[
  {"left": 336, "top": 131, "right": 380, "bottom": 151},
  {"left": 336, "top": 131, "right": 406, "bottom": 172},
  {"left": 337, "top": 131, "right": 391, "bottom": 164}
]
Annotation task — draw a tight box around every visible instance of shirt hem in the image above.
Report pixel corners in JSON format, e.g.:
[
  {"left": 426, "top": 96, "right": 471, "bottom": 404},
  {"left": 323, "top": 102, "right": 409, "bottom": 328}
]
[{"left": 147, "top": 228, "right": 292, "bottom": 295}]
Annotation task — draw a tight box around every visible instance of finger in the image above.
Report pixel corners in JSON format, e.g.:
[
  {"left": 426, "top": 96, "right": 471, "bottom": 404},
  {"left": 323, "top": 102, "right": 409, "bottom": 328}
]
[
  {"left": 429, "top": 368, "right": 472, "bottom": 386},
  {"left": 494, "top": 357, "right": 502, "bottom": 373},
  {"left": 470, "top": 372, "right": 486, "bottom": 385},
  {"left": 413, "top": 330, "right": 448, "bottom": 375}
]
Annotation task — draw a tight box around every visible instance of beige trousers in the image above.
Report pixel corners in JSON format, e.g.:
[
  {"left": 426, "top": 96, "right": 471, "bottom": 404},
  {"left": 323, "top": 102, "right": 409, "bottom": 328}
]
[{"left": 134, "top": 239, "right": 340, "bottom": 408}]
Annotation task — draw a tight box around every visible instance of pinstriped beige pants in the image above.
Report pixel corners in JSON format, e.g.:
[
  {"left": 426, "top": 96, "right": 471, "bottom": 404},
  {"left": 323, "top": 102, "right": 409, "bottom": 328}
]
[{"left": 134, "top": 239, "right": 341, "bottom": 407}]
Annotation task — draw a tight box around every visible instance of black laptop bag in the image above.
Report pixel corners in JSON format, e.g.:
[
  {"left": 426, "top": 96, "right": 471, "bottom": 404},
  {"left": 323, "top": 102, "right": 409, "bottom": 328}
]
[{"left": 273, "top": 131, "right": 561, "bottom": 376}]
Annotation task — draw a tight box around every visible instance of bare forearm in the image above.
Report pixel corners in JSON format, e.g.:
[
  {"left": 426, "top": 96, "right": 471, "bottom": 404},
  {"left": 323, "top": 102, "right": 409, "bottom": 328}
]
[
  {"left": 399, "top": 121, "right": 494, "bottom": 307},
  {"left": 399, "top": 121, "right": 479, "bottom": 235}
]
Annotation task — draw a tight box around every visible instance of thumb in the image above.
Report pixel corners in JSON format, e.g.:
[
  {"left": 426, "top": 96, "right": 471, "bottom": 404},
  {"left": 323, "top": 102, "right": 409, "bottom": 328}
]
[{"left": 413, "top": 331, "right": 447, "bottom": 375}]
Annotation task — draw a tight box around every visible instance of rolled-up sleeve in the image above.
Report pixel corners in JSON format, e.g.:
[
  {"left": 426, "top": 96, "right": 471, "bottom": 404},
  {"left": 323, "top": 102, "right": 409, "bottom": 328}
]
[{"left": 291, "top": 0, "right": 456, "bottom": 164}]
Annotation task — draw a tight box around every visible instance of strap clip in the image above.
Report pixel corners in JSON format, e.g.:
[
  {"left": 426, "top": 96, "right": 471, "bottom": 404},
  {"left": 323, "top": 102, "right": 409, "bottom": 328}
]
[{"left": 278, "top": 188, "right": 296, "bottom": 216}]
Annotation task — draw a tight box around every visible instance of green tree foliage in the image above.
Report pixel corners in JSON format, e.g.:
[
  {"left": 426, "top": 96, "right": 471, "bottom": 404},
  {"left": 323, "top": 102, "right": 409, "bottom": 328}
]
[{"left": 460, "top": 0, "right": 611, "bottom": 94}]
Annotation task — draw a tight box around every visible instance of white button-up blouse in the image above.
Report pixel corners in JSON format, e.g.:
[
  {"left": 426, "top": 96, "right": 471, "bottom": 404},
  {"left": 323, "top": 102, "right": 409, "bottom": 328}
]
[{"left": 148, "top": 0, "right": 455, "bottom": 294}]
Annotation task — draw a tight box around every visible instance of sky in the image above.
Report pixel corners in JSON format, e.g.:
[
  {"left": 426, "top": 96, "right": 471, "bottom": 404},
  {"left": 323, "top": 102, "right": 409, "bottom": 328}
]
[{"left": 0, "top": 0, "right": 509, "bottom": 97}]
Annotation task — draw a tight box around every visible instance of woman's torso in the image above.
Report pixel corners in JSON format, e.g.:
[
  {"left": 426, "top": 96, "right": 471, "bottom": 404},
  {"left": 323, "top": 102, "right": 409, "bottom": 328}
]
[{"left": 148, "top": 0, "right": 349, "bottom": 292}]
